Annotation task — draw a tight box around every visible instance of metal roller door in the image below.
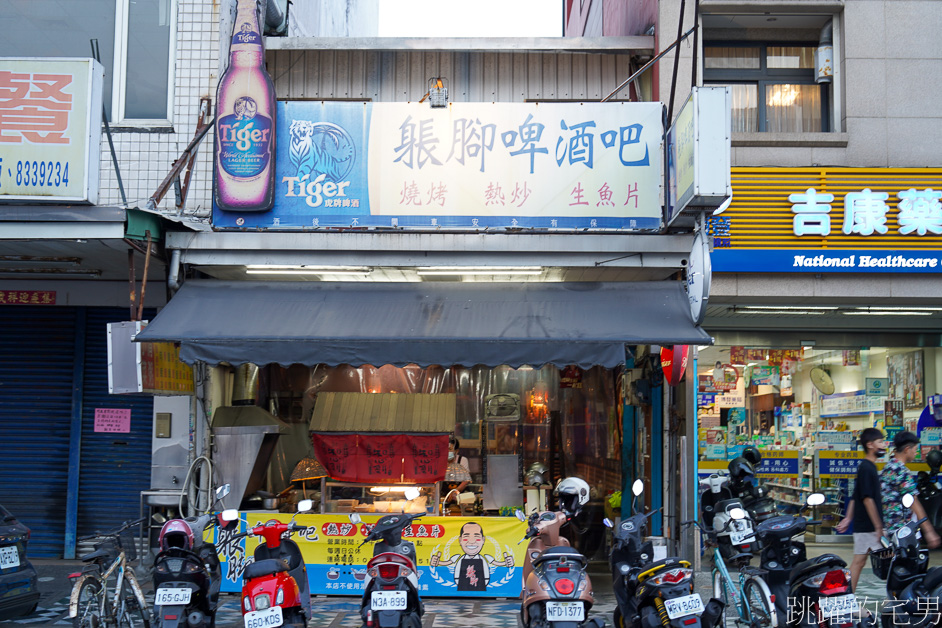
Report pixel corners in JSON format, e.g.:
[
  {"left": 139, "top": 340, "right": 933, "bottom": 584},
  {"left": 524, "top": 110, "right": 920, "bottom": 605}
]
[
  {"left": 76, "top": 308, "right": 154, "bottom": 541},
  {"left": 0, "top": 306, "right": 77, "bottom": 557}
]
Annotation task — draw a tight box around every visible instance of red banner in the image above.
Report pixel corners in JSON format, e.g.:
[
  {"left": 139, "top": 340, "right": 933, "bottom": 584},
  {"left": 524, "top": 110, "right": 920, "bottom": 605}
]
[{"left": 311, "top": 433, "right": 449, "bottom": 483}]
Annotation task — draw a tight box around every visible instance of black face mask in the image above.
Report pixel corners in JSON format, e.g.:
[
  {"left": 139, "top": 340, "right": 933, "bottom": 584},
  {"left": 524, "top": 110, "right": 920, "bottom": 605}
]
[{"left": 876, "top": 448, "right": 887, "bottom": 457}]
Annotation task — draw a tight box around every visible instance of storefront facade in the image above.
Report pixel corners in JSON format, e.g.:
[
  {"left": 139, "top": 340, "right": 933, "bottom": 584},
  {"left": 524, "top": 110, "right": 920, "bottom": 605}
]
[{"left": 697, "top": 166, "right": 942, "bottom": 539}]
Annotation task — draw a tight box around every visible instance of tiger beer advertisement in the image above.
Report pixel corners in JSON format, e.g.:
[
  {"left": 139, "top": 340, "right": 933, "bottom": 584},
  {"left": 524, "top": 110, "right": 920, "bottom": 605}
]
[{"left": 215, "top": 513, "right": 527, "bottom": 597}]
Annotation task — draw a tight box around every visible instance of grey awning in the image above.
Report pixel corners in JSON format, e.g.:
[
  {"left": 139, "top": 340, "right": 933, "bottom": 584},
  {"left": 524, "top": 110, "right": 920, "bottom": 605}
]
[{"left": 135, "top": 280, "right": 711, "bottom": 368}]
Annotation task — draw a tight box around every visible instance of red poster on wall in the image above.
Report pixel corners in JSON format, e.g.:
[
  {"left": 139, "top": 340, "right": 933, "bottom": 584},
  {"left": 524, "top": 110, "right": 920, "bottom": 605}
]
[{"left": 311, "top": 433, "right": 449, "bottom": 483}]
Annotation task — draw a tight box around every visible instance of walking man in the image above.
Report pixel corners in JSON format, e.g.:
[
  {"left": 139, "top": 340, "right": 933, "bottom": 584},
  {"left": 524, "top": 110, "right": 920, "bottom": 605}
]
[
  {"left": 835, "top": 428, "right": 885, "bottom": 591},
  {"left": 881, "top": 431, "right": 940, "bottom": 546}
]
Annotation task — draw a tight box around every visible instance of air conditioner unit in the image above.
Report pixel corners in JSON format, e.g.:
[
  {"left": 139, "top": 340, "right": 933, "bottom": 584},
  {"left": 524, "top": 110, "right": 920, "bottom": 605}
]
[{"left": 484, "top": 393, "right": 520, "bottom": 422}]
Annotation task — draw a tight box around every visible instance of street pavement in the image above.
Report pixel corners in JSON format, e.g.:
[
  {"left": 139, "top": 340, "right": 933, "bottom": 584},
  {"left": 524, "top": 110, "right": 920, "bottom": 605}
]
[{"left": 0, "top": 544, "right": 919, "bottom": 628}]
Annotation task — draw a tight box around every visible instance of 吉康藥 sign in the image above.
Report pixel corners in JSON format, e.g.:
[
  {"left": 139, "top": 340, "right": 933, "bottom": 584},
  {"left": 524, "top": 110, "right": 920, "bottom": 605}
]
[
  {"left": 212, "top": 101, "right": 664, "bottom": 230},
  {"left": 710, "top": 168, "right": 942, "bottom": 272},
  {"left": 0, "top": 58, "right": 104, "bottom": 203},
  {"left": 755, "top": 449, "right": 800, "bottom": 479}
]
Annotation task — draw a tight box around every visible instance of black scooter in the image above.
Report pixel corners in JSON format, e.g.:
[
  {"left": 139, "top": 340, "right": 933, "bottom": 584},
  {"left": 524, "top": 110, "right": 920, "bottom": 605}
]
[
  {"left": 349, "top": 512, "right": 424, "bottom": 628},
  {"left": 916, "top": 450, "right": 942, "bottom": 536},
  {"left": 152, "top": 485, "right": 230, "bottom": 628},
  {"left": 611, "top": 480, "right": 725, "bottom": 628},
  {"left": 874, "top": 493, "right": 939, "bottom": 628},
  {"left": 752, "top": 493, "right": 825, "bottom": 626}
]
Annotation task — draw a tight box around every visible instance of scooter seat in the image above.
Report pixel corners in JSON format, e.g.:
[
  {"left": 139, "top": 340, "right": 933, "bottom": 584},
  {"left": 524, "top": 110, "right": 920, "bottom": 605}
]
[
  {"left": 532, "top": 546, "right": 588, "bottom": 568},
  {"left": 244, "top": 558, "right": 291, "bottom": 580},
  {"left": 922, "top": 566, "right": 942, "bottom": 592},
  {"left": 789, "top": 553, "right": 846, "bottom": 587}
]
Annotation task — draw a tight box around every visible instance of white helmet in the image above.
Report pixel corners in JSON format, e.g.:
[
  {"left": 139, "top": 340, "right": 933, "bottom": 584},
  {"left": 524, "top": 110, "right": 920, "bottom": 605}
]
[{"left": 554, "top": 477, "right": 590, "bottom": 517}]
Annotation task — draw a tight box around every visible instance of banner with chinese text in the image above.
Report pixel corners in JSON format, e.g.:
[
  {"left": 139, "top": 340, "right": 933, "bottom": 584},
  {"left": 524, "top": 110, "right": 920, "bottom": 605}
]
[
  {"left": 214, "top": 514, "right": 526, "bottom": 597},
  {"left": 212, "top": 101, "right": 664, "bottom": 230},
  {"left": 0, "top": 58, "right": 104, "bottom": 203},
  {"left": 710, "top": 168, "right": 942, "bottom": 272},
  {"left": 311, "top": 433, "right": 449, "bottom": 483}
]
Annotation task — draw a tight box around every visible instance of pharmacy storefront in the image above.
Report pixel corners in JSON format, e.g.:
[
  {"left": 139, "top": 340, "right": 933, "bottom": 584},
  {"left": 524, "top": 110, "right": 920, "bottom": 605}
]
[{"left": 696, "top": 167, "right": 942, "bottom": 540}]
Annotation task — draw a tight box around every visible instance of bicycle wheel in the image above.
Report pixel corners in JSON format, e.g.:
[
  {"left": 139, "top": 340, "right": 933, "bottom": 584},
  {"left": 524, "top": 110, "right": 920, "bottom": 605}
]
[
  {"left": 118, "top": 579, "right": 150, "bottom": 628},
  {"left": 712, "top": 570, "right": 734, "bottom": 628},
  {"left": 743, "top": 576, "right": 778, "bottom": 628},
  {"left": 72, "top": 577, "right": 103, "bottom": 628}
]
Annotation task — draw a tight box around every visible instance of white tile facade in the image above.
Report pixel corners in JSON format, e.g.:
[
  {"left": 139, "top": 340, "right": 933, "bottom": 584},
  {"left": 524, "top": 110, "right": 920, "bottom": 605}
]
[{"left": 96, "top": 0, "right": 218, "bottom": 217}]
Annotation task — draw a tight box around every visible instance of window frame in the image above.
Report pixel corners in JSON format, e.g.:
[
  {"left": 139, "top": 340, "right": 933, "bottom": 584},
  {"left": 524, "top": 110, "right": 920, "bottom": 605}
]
[
  {"left": 703, "top": 41, "right": 830, "bottom": 133},
  {"left": 110, "top": 0, "right": 178, "bottom": 126}
]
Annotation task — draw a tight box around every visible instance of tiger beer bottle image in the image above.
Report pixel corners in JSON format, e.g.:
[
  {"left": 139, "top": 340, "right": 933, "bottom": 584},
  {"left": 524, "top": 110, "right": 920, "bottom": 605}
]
[{"left": 214, "top": 0, "right": 276, "bottom": 212}]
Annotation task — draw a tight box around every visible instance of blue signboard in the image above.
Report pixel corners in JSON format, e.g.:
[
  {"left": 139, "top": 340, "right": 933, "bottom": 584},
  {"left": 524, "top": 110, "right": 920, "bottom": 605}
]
[
  {"left": 213, "top": 101, "right": 664, "bottom": 231},
  {"left": 713, "top": 249, "right": 942, "bottom": 273}
]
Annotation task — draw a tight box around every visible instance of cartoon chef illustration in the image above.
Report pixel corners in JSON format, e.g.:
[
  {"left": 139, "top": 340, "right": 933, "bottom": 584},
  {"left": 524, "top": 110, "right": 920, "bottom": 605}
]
[{"left": 429, "top": 521, "right": 514, "bottom": 591}]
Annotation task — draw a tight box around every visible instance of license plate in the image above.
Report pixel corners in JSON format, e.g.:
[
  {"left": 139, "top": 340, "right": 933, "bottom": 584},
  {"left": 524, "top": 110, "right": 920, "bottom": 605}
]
[
  {"left": 546, "top": 601, "right": 585, "bottom": 622},
  {"left": 730, "top": 530, "right": 756, "bottom": 545},
  {"left": 244, "top": 606, "right": 283, "bottom": 628},
  {"left": 665, "top": 594, "right": 705, "bottom": 619},
  {"left": 818, "top": 594, "right": 859, "bottom": 619},
  {"left": 371, "top": 590, "right": 407, "bottom": 611},
  {"left": 0, "top": 546, "right": 19, "bottom": 569},
  {"left": 154, "top": 587, "right": 192, "bottom": 606}
]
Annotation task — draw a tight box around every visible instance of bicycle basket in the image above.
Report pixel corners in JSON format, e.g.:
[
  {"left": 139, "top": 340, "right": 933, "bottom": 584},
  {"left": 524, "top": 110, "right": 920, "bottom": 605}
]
[
  {"left": 870, "top": 547, "right": 893, "bottom": 580},
  {"left": 118, "top": 529, "right": 138, "bottom": 562}
]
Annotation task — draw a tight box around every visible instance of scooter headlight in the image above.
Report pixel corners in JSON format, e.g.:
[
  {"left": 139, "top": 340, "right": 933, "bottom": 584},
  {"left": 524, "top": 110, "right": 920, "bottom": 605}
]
[
  {"left": 275, "top": 588, "right": 284, "bottom": 606},
  {"left": 243, "top": 596, "right": 252, "bottom": 612},
  {"left": 254, "top": 594, "right": 271, "bottom": 610}
]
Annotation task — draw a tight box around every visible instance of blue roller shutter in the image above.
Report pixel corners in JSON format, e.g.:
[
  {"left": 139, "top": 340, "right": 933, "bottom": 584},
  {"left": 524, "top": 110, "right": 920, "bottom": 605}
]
[
  {"left": 0, "top": 306, "right": 77, "bottom": 557},
  {"left": 76, "top": 308, "right": 154, "bottom": 540}
]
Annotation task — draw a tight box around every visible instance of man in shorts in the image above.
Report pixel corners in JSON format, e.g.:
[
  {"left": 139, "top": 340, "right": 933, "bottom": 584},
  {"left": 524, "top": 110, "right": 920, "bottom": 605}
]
[{"left": 835, "top": 427, "right": 885, "bottom": 591}]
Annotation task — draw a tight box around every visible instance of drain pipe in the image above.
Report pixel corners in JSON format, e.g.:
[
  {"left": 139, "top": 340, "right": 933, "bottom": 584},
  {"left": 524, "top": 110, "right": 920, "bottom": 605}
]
[{"left": 168, "top": 249, "right": 182, "bottom": 294}]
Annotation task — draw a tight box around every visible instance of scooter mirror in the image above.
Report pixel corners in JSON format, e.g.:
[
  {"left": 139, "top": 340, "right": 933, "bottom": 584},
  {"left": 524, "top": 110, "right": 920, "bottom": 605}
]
[
  {"left": 297, "top": 499, "right": 314, "bottom": 513},
  {"left": 806, "top": 493, "right": 825, "bottom": 506},
  {"left": 729, "top": 507, "right": 746, "bottom": 520},
  {"left": 349, "top": 513, "right": 362, "bottom": 524},
  {"left": 221, "top": 509, "right": 240, "bottom": 522},
  {"left": 632, "top": 479, "right": 644, "bottom": 496},
  {"left": 903, "top": 493, "right": 916, "bottom": 509},
  {"left": 603, "top": 518, "right": 614, "bottom": 528},
  {"left": 514, "top": 509, "right": 526, "bottom": 522},
  {"left": 216, "top": 484, "right": 231, "bottom": 499}
]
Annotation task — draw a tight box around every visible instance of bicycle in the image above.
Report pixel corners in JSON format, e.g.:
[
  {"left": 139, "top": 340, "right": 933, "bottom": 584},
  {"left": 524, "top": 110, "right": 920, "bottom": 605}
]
[
  {"left": 685, "top": 510, "right": 778, "bottom": 628},
  {"left": 68, "top": 518, "right": 151, "bottom": 628}
]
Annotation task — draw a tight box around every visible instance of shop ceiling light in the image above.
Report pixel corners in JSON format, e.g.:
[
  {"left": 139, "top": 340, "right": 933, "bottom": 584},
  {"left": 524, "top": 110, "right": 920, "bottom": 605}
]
[
  {"left": 738, "top": 309, "right": 827, "bottom": 315},
  {"left": 855, "top": 306, "right": 942, "bottom": 311},
  {"left": 0, "top": 267, "right": 101, "bottom": 277},
  {"left": 246, "top": 266, "right": 372, "bottom": 276},
  {"left": 842, "top": 311, "right": 934, "bottom": 316},
  {"left": 246, "top": 265, "right": 371, "bottom": 272},
  {"left": 416, "top": 266, "right": 543, "bottom": 276},
  {"left": 737, "top": 305, "right": 839, "bottom": 310}
]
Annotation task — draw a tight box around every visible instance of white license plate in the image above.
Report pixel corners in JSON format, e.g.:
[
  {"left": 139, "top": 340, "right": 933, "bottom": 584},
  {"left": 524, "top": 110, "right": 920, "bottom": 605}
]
[
  {"left": 546, "top": 601, "right": 585, "bottom": 622},
  {"left": 244, "top": 606, "right": 283, "bottom": 628},
  {"left": 730, "top": 530, "right": 755, "bottom": 545},
  {"left": 154, "top": 587, "right": 192, "bottom": 606},
  {"left": 665, "top": 594, "right": 705, "bottom": 619},
  {"left": 0, "top": 546, "right": 19, "bottom": 569},
  {"left": 371, "top": 590, "right": 407, "bottom": 611},
  {"left": 818, "top": 594, "right": 859, "bottom": 619}
]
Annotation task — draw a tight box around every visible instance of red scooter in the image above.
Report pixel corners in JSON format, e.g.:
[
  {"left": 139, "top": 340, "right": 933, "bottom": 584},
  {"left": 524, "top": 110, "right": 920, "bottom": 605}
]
[{"left": 221, "top": 500, "right": 314, "bottom": 628}]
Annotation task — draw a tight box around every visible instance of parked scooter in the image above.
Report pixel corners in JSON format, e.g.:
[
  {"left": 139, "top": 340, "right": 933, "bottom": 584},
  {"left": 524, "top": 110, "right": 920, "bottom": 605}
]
[
  {"left": 517, "top": 477, "right": 606, "bottom": 628},
  {"left": 873, "top": 493, "right": 939, "bottom": 628},
  {"left": 151, "top": 485, "right": 231, "bottom": 628},
  {"left": 728, "top": 447, "right": 778, "bottom": 526},
  {"left": 752, "top": 492, "right": 826, "bottom": 625},
  {"left": 698, "top": 474, "right": 758, "bottom": 562},
  {"left": 348, "top": 511, "right": 424, "bottom": 628},
  {"left": 916, "top": 449, "right": 942, "bottom": 536},
  {"left": 608, "top": 480, "right": 725, "bottom": 628},
  {"left": 221, "top": 500, "right": 314, "bottom": 628}
]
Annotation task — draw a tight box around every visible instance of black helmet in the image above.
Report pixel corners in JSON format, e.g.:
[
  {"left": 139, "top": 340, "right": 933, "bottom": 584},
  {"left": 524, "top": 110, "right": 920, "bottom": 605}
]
[
  {"left": 742, "top": 446, "right": 762, "bottom": 466},
  {"left": 728, "top": 457, "right": 755, "bottom": 484},
  {"left": 927, "top": 449, "right": 942, "bottom": 470}
]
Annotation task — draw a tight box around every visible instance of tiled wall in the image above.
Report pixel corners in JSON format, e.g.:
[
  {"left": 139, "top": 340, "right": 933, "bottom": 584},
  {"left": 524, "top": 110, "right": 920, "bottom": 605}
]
[{"left": 97, "top": 0, "right": 218, "bottom": 217}]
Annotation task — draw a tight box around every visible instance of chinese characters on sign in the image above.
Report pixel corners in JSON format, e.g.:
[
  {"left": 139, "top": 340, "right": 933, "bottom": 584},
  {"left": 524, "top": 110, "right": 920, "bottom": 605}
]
[
  {"left": 754, "top": 450, "right": 800, "bottom": 479},
  {"left": 311, "top": 433, "right": 449, "bottom": 483},
  {"left": 0, "top": 58, "right": 103, "bottom": 202},
  {"left": 213, "top": 101, "right": 664, "bottom": 231},
  {"left": 790, "top": 187, "right": 942, "bottom": 237},
  {"left": 93, "top": 408, "right": 131, "bottom": 433},
  {"left": 141, "top": 342, "right": 194, "bottom": 395},
  {"left": 0, "top": 290, "right": 55, "bottom": 305}
]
